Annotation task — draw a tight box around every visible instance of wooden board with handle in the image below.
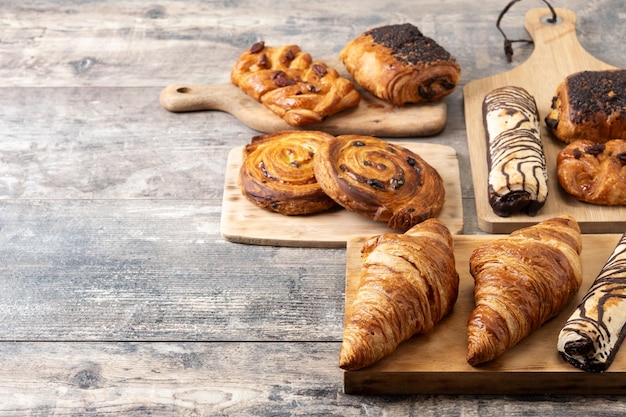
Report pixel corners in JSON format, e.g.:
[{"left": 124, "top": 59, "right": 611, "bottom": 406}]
[
  {"left": 160, "top": 59, "right": 448, "bottom": 138},
  {"left": 464, "top": 8, "right": 626, "bottom": 233},
  {"left": 343, "top": 233, "right": 626, "bottom": 395},
  {"left": 220, "top": 142, "right": 462, "bottom": 247}
]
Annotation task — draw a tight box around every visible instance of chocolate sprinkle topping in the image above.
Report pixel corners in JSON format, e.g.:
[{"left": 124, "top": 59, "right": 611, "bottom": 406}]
[{"left": 567, "top": 70, "right": 626, "bottom": 125}]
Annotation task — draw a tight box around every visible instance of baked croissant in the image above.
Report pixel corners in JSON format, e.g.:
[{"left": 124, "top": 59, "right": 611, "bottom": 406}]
[
  {"left": 313, "top": 135, "right": 445, "bottom": 230},
  {"left": 557, "top": 139, "right": 626, "bottom": 205},
  {"left": 339, "top": 23, "right": 460, "bottom": 106},
  {"left": 231, "top": 41, "right": 360, "bottom": 126},
  {"left": 558, "top": 233, "right": 626, "bottom": 373},
  {"left": 467, "top": 215, "right": 583, "bottom": 366},
  {"left": 545, "top": 70, "right": 626, "bottom": 144},
  {"left": 238, "top": 130, "right": 337, "bottom": 215},
  {"left": 339, "top": 218, "right": 459, "bottom": 371}
]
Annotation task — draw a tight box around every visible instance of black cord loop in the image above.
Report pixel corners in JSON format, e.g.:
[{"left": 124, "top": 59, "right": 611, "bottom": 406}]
[{"left": 496, "top": 0, "right": 558, "bottom": 62}]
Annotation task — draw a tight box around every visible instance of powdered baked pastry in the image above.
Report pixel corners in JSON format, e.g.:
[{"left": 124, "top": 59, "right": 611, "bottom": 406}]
[
  {"left": 340, "top": 218, "right": 459, "bottom": 371},
  {"left": 313, "top": 135, "right": 445, "bottom": 230},
  {"left": 545, "top": 70, "right": 626, "bottom": 144},
  {"left": 339, "top": 23, "right": 460, "bottom": 106},
  {"left": 467, "top": 215, "right": 583, "bottom": 366},
  {"left": 239, "top": 130, "right": 337, "bottom": 215},
  {"left": 558, "top": 233, "right": 626, "bottom": 373},
  {"left": 483, "top": 86, "right": 548, "bottom": 217},
  {"left": 557, "top": 139, "right": 626, "bottom": 205},
  {"left": 231, "top": 42, "right": 360, "bottom": 126}
]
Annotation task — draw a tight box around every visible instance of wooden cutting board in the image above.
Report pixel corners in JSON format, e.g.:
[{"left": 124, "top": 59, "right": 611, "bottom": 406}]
[
  {"left": 160, "top": 59, "right": 447, "bottom": 138},
  {"left": 220, "top": 142, "right": 462, "bottom": 247},
  {"left": 464, "top": 8, "right": 626, "bottom": 233},
  {"left": 343, "top": 233, "right": 625, "bottom": 395}
]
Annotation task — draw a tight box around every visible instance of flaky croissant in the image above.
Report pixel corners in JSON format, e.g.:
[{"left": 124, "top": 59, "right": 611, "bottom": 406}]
[
  {"left": 340, "top": 218, "right": 459, "bottom": 371},
  {"left": 231, "top": 42, "right": 360, "bottom": 126},
  {"left": 467, "top": 215, "right": 583, "bottom": 366}
]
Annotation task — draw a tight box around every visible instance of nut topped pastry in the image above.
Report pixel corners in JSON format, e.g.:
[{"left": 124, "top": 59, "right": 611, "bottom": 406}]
[
  {"left": 339, "top": 23, "right": 460, "bottom": 106},
  {"left": 231, "top": 42, "right": 360, "bottom": 126}
]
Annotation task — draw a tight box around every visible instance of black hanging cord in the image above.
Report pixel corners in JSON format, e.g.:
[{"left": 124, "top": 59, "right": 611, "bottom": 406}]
[{"left": 496, "top": 0, "right": 558, "bottom": 62}]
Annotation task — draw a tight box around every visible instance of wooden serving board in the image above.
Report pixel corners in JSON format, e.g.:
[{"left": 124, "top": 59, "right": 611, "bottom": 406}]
[
  {"left": 160, "top": 58, "right": 447, "bottom": 138},
  {"left": 343, "top": 233, "right": 625, "bottom": 395},
  {"left": 464, "top": 8, "right": 626, "bottom": 233},
  {"left": 220, "top": 142, "right": 462, "bottom": 247}
]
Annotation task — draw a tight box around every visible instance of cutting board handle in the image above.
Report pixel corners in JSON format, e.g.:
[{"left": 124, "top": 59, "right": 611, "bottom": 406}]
[{"left": 160, "top": 83, "right": 236, "bottom": 113}]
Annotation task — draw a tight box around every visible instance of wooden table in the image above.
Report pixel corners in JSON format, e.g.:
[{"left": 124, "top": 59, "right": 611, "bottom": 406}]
[{"left": 2, "top": 0, "right": 626, "bottom": 414}]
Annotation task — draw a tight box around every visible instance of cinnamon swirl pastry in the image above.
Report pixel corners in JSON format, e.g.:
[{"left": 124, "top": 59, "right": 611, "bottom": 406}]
[
  {"left": 545, "top": 70, "right": 626, "bottom": 144},
  {"left": 238, "top": 130, "right": 337, "bottom": 215},
  {"left": 313, "top": 135, "right": 444, "bottom": 230},
  {"left": 231, "top": 42, "right": 360, "bottom": 126},
  {"left": 339, "top": 23, "right": 460, "bottom": 106},
  {"left": 483, "top": 86, "right": 548, "bottom": 217},
  {"left": 557, "top": 139, "right": 626, "bottom": 205}
]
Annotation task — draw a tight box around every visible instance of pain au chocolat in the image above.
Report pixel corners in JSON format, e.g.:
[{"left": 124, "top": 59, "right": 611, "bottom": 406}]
[
  {"left": 238, "top": 130, "right": 337, "bottom": 215},
  {"left": 483, "top": 86, "right": 548, "bottom": 217},
  {"left": 558, "top": 233, "right": 626, "bottom": 373},
  {"left": 313, "top": 135, "right": 445, "bottom": 231},
  {"left": 339, "top": 23, "right": 460, "bottom": 106},
  {"left": 545, "top": 70, "right": 626, "bottom": 144},
  {"left": 231, "top": 42, "right": 360, "bottom": 126}
]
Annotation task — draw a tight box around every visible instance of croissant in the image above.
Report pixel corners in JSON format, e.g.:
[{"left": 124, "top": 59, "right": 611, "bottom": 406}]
[
  {"left": 483, "top": 86, "right": 548, "bottom": 217},
  {"left": 231, "top": 41, "right": 360, "bottom": 126},
  {"left": 238, "top": 130, "right": 337, "bottom": 215},
  {"left": 467, "top": 215, "right": 583, "bottom": 366},
  {"left": 545, "top": 70, "right": 626, "bottom": 144},
  {"left": 558, "top": 233, "right": 626, "bottom": 372},
  {"left": 557, "top": 139, "right": 626, "bottom": 205},
  {"left": 313, "top": 135, "right": 445, "bottom": 230},
  {"left": 339, "top": 218, "right": 459, "bottom": 371},
  {"left": 339, "top": 23, "right": 460, "bottom": 106}
]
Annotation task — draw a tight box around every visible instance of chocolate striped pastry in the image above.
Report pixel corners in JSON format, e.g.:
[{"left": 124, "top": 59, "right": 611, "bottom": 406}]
[
  {"left": 339, "top": 23, "right": 460, "bottom": 106},
  {"left": 558, "top": 233, "right": 626, "bottom": 373},
  {"left": 483, "top": 86, "right": 548, "bottom": 217},
  {"left": 545, "top": 70, "right": 626, "bottom": 144}
]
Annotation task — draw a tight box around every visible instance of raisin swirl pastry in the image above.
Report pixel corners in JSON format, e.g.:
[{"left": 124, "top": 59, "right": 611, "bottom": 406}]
[
  {"left": 483, "top": 86, "right": 548, "bottom": 217},
  {"left": 238, "top": 130, "right": 337, "bottom": 215},
  {"left": 340, "top": 218, "right": 459, "bottom": 371},
  {"left": 339, "top": 23, "right": 460, "bottom": 106},
  {"left": 558, "top": 233, "right": 626, "bottom": 373},
  {"left": 313, "top": 135, "right": 445, "bottom": 230},
  {"left": 557, "top": 139, "right": 626, "bottom": 205},
  {"left": 545, "top": 70, "right": 626, "bottom": 144},
  {"left": 231, "top": 41, "right": 360, "bottom": 126},
  {"left": 467, "top": 216, "right": 583, "bottom": 366}
]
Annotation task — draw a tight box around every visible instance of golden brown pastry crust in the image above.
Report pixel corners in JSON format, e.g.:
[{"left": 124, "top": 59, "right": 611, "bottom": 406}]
[
  {"left": 466, "top": 215, "right": 583, "bottom": 366},
  {"left": 313, "top": 135, "right": 445, "bottom": 230},
  {"left": 339, "top": 23, "right": 460, "bottom": 106},
  {"left": 545, "top": 70, "right": 626, "bottom": 144},
  {"left": 231, "top": 42, "right": 360, "bottom": 126},
  {"left": 340, "top": 218, "right": 459, "bottom": 371},
  {"left": 238, "top": 130, "right": 337, "bottom": 215},
  {"left": 557, "top": 139, "right": 626, "bottom": 205}
]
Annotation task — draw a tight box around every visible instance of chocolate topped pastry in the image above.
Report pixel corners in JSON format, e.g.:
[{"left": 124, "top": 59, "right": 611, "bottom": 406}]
[
  {"left": 558, "top": 233, "right": 626, "bottom": 373},
  {"left": 339, "top": 23, "right": 460, "bottom": 106},
  {"left": 482, "top": 86, "right": 548, "bottom": 217},
  {"left": 545, "top": 70, "right": 626, "bottom": 143}
]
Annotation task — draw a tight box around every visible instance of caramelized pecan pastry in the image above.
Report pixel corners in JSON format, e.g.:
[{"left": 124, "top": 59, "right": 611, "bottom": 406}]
[
  {"left": 238, "top": 130, "right": 337, "bottom": 215},
  {"left": 231, "top": 42, "right": 360, "bottom": 126},
  {"left": 313, "top": 135, "right": 445, "bottom": 230},
  {"left": 340, "top": 218, "right": 459, "bottom": 371},
  {"left": 545, "top": 70, "right": 626, "bottom": 144},
  {"left": 467, "top": 216, "right": 583, "bottom": 366},
  {"left": 339, "top": 23, "right": 460, "bottom": 106},
  {"left": 558, "top": 233, "right": 626, "bottom": 373},
  {"left": 557, "top": 139, "right": 626, "bottom": 205},
  {"left": 483, "top": 86, "right": 548, "bottom": 217}
]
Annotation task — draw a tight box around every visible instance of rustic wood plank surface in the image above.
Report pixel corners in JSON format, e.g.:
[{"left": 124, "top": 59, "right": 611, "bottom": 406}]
[{"left": 1, "top": 0, "right": 626, "bottom": 414}]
